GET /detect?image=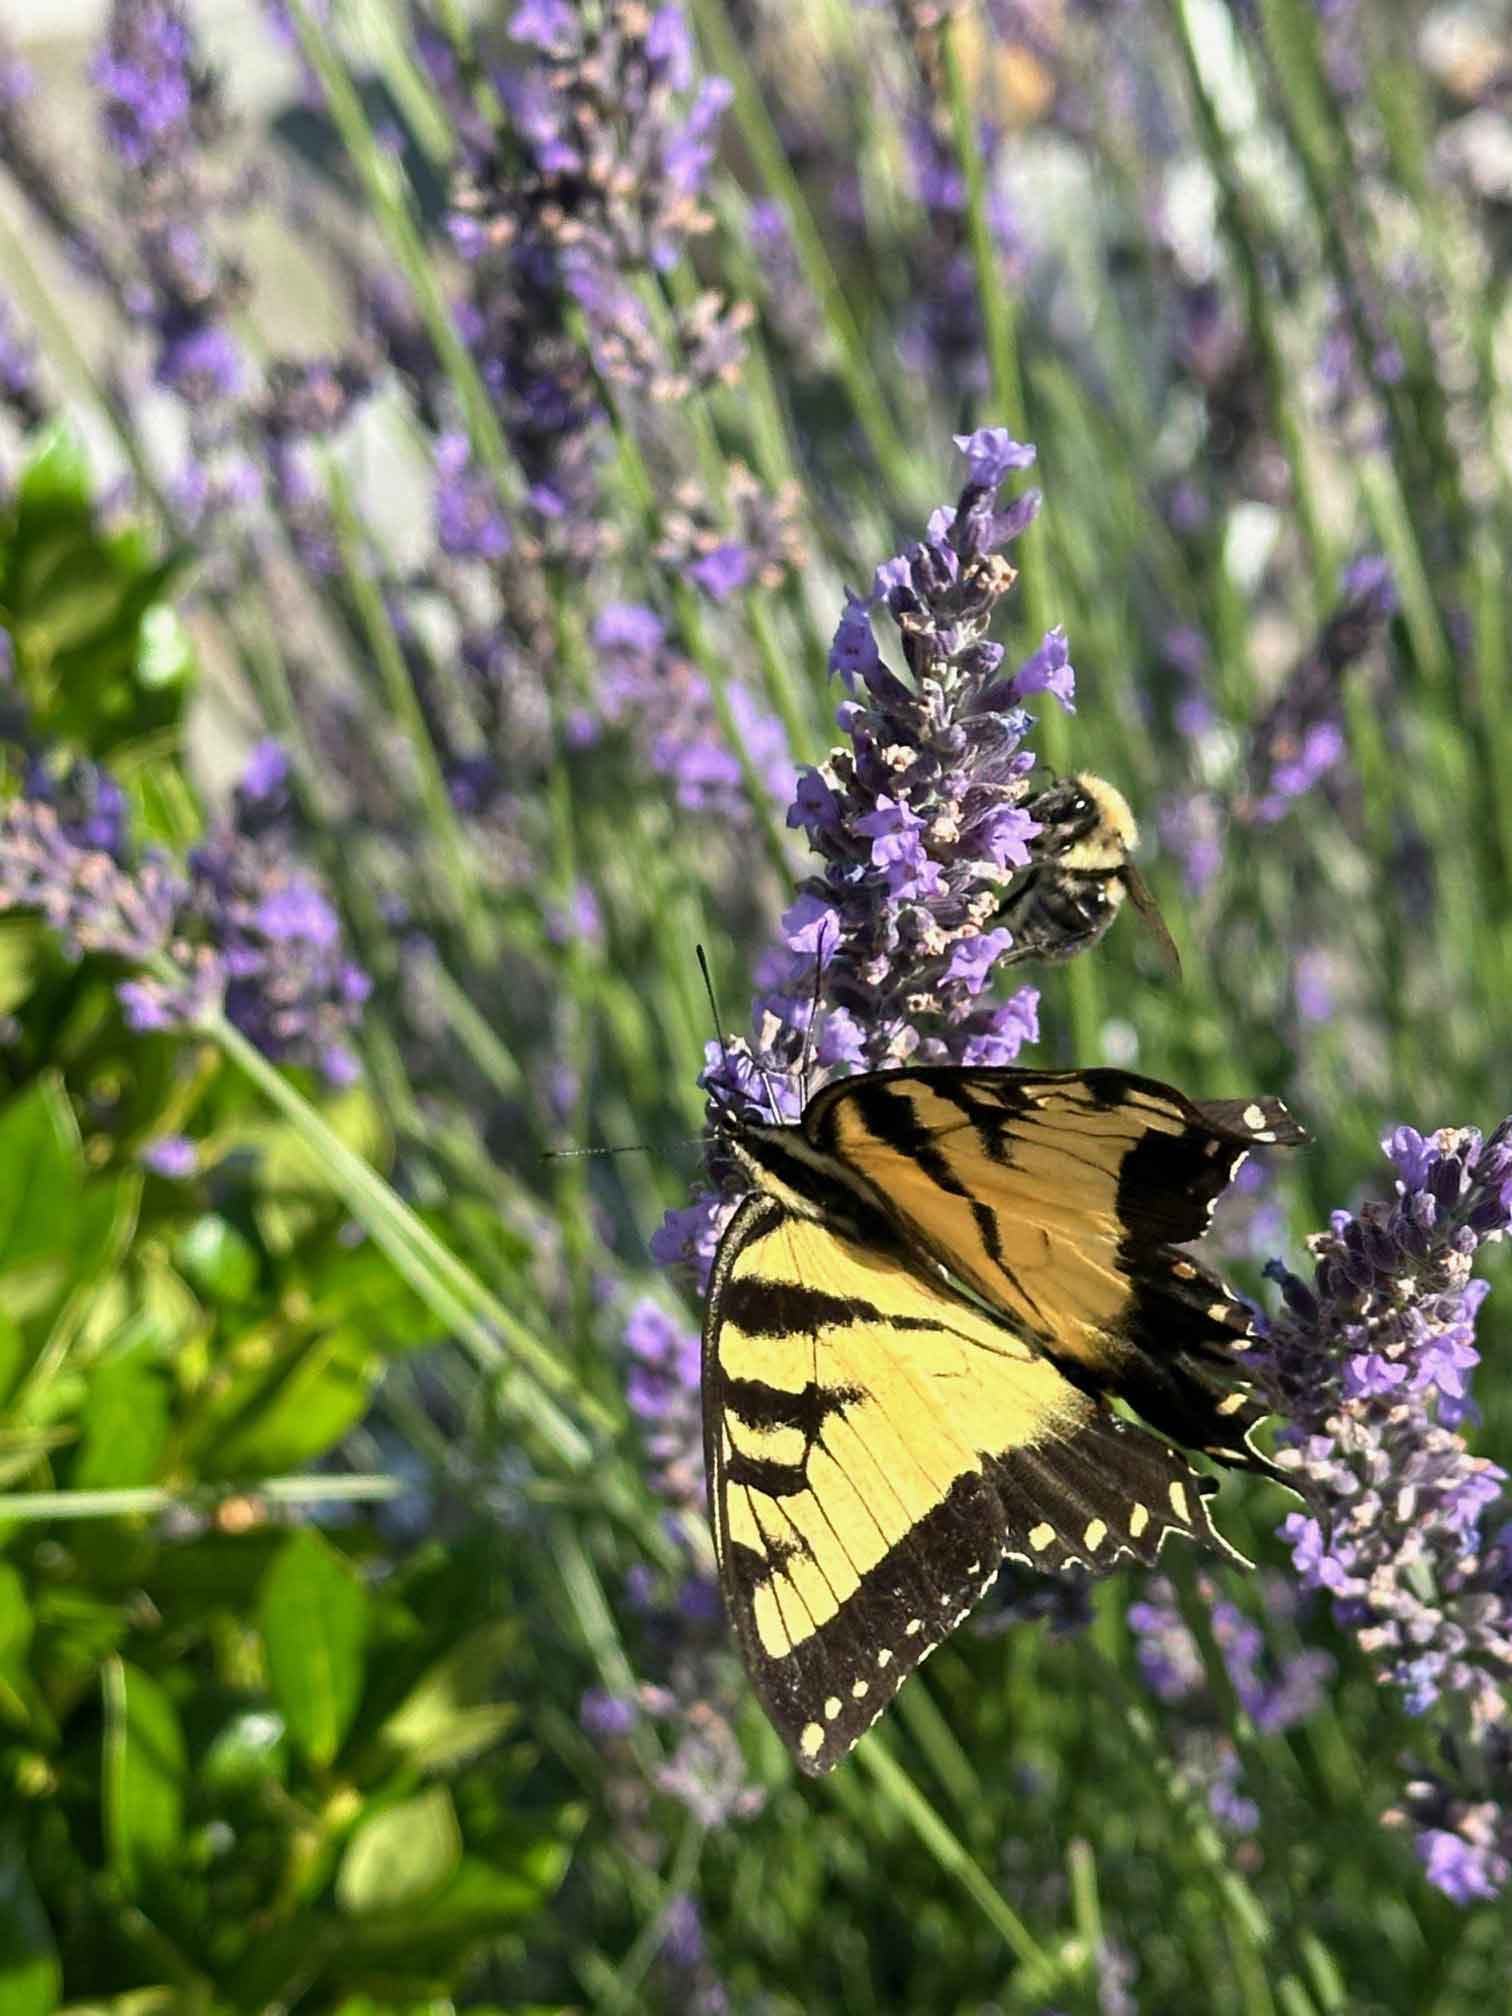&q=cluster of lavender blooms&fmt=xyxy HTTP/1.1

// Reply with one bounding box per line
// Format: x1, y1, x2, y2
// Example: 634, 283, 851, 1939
1127, 1574, 1334, 1836
582, 1299, 762, 1865
653, 463, 805, 605
891, 14, 1029, 395
1238, 555, 1397, 826
1255, 1121, 1512, 1901
432, 0, 739, 562
1154, 557, 1396, 898
91, 0, 254, 526
0, 694, 369, 1083
594, 603, 793, 821
655, 426, 1060, 1281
